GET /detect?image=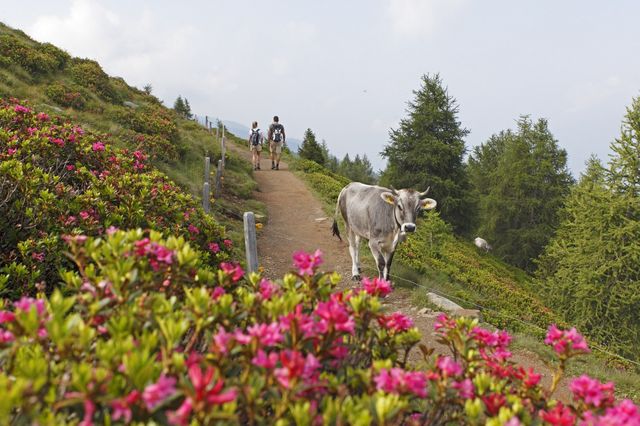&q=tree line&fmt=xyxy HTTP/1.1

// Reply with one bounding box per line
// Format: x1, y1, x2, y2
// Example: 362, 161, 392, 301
303, 73, 640, 358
